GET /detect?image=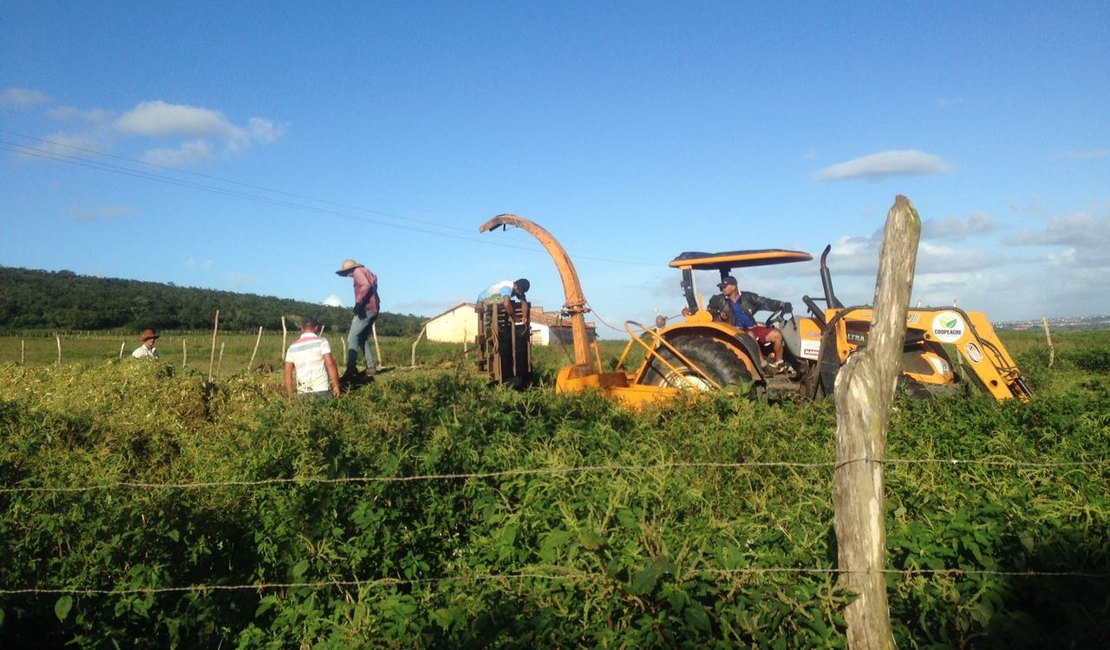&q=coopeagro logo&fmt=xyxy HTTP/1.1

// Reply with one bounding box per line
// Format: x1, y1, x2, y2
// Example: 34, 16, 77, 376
931, 310, 965, 343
